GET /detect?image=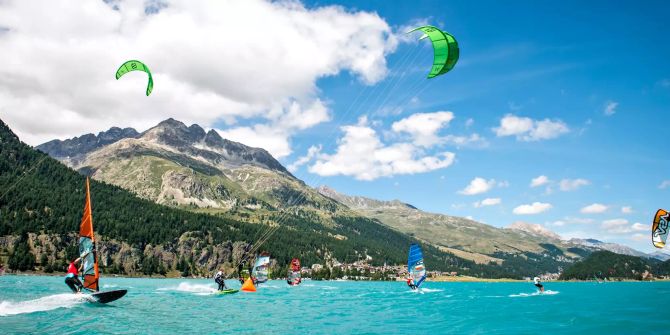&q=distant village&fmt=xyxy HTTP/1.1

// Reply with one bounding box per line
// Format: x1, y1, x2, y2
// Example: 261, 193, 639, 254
302, 259, 470, 281
299, 258, 564, 282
